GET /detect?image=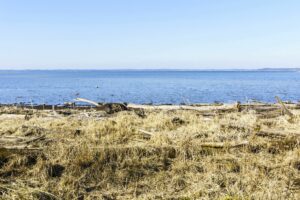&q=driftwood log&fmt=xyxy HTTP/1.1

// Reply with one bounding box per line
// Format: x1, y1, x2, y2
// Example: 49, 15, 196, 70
90, 141, 249, 150
256, 130, 300, 138
0, 135, 45, 152
74, 98, 127, 114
